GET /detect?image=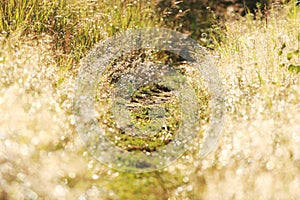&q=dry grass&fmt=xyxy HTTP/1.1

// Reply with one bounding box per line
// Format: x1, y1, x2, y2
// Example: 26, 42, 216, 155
0, 1, 300, 200
199, 4, 300, 199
